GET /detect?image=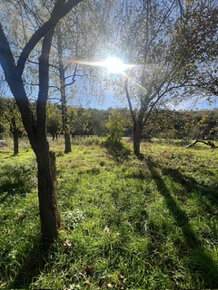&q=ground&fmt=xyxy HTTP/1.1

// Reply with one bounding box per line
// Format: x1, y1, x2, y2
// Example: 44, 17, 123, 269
0, 138, 217, 289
